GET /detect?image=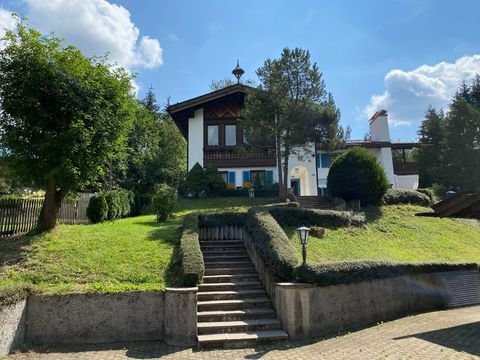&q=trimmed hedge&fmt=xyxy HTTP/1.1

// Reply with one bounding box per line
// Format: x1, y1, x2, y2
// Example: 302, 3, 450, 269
217, 189, 278, 198
269, 207, 365, 229
152, 184, 177, 222
198, 212, 247, 227
262, 202, 300, 208
383, 189, 432, 206
246, 208, 298, 279
416, 188, 436, 203
179, 214, 204, 286
86, 189, 133, 223
86, 194, 108, 223
296, 261, 478, 286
